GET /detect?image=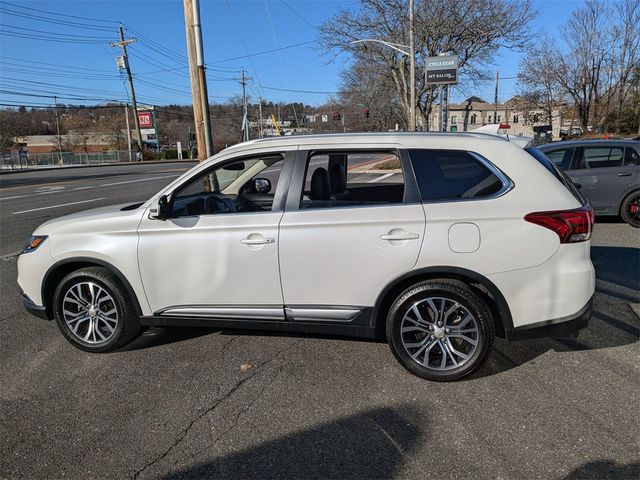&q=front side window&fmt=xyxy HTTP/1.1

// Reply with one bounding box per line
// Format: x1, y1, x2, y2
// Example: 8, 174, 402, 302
171, 154, 284, 216
408, 149, 506, 202
579, 147, 624, 169
300, 151, 405, 209
625, 147, 640, 166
